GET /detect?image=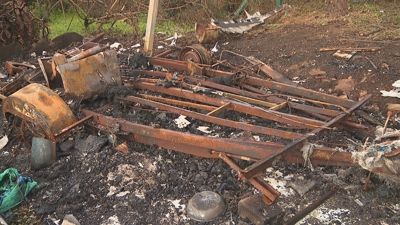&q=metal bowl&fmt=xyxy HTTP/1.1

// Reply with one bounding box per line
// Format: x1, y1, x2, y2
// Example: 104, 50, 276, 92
186, 191, 226, 221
